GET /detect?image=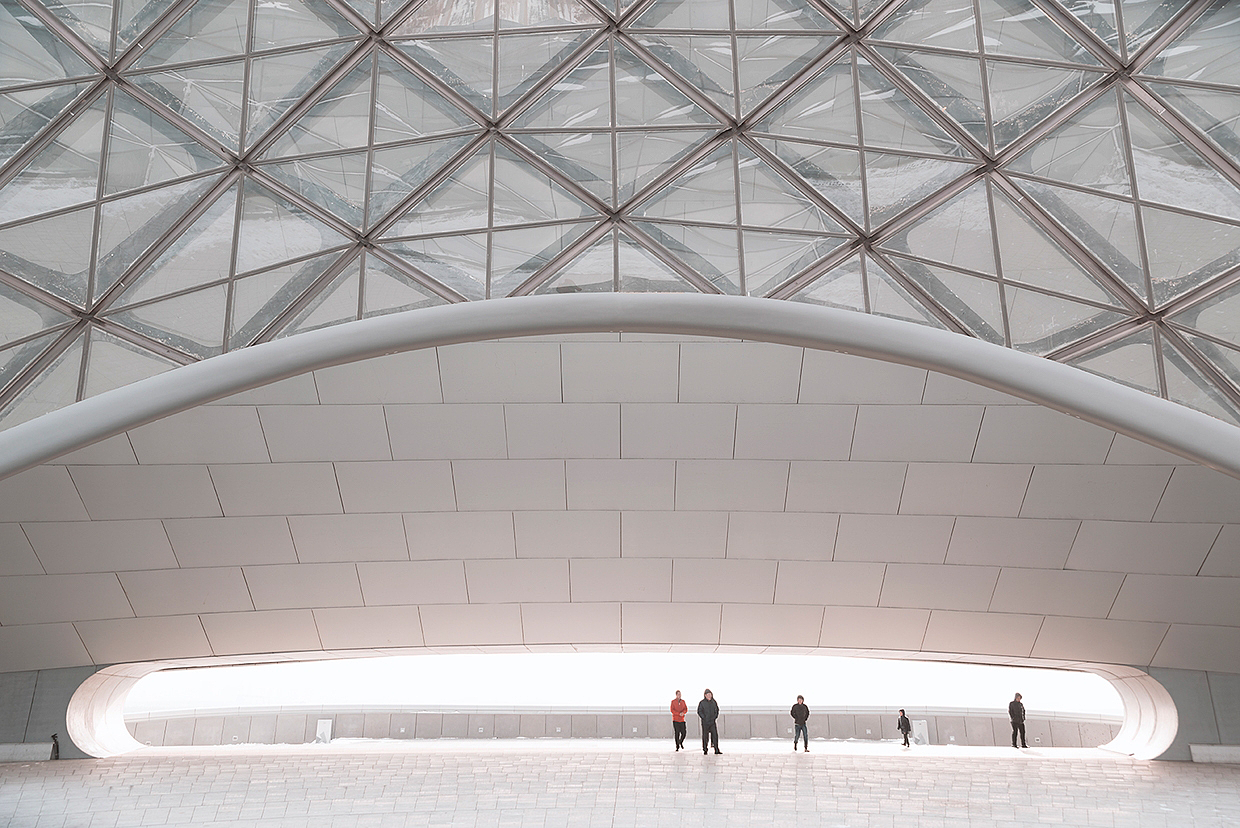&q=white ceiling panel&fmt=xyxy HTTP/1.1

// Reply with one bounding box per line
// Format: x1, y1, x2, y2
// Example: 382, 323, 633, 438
1200, 525, 1240, 576
356, 560, 467, 605
989, 569, 1123, 618
800, 351, 927, 403
1104, 434, 1187, 465
163, 517, 297, 567
404, 512, 515, 560
773, 561, 885, 606
561, 342, 680, 403
675, 460, 790, 511
621, 512, 728, 558
1109, 575, 1240, 627
23, 520, 177, 574
0, 524, 42, 575
566, 459, 674, 510
621, 603, 721, 645
288, 513, 409, 562
49, 434, 137, 465
0, 467, 88, 522
1020, 466, 1174, 521
454, 459, 566, 511
0, 573, 133, 624
1153, 466, 1240, 523
209, 463, 342, 516
418, 603, 524, 646
720, 604, 824, 647
621, 404, 736, 459
242, 562, 364, 610
734, 405, 854, 461
0, 623, 93, 672
385, 404, 507, 460
505, 404, 619, 459
118, 567, 254, 616
437, 342, 562, 403
464, 559, 569, 603
1067, 521, 1219, 576
514, 511, 619, 558
972, 407, 1115, 464
127, 407, 269, 465
945, 517, 1078, 569
851, 405, 983, 462
74, 615, 214, 664
200, 609, 323, 656
671, 559, 778, 603
899, 463, 1033, 517
879, 564, 1000, 612
1031, 616, 1168, 665
1152, 624, 1240, 674
521, 603, 621, 644
818, 606, 931, 650
71, 465, 223, 520
258, 406, 392, 462
922, 610, 1042, 658
726, 512, 836, 561
678, 342, 801, 403
785, 461, 905, 514
313, 606, 425, 649
835, 515, 954, 563
336, 460, 456, 513
313, 350, 442, 404
210, 374, 319, 405
569, 558, 672, 602
922, 373, 1030, 405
